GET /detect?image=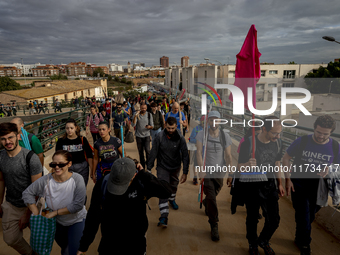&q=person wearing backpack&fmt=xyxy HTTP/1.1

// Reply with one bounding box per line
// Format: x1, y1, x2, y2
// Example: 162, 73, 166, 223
86, 105, 104, 144
93, 122, 123, 183
56, 119, 93, 187
196, 111, 232, 242
132, 103, 154, 170
77, 157, 172, 255
147, 117, 189, 228
28, 100, 34, 115
0, 122, 43, 255
237, 116, 284, 255
150, 102, 164, 141
164, 102, 187, 133
11, 117, 45, 167
111, 103, 129, 139
282, 115, 340, 255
